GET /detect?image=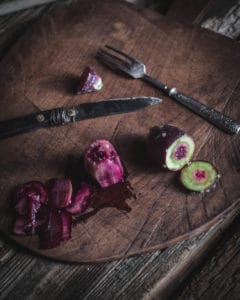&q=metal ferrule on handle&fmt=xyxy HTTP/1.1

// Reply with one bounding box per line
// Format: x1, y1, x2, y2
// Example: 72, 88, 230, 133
143, 74, 240, 135
0, 107, 76, 139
